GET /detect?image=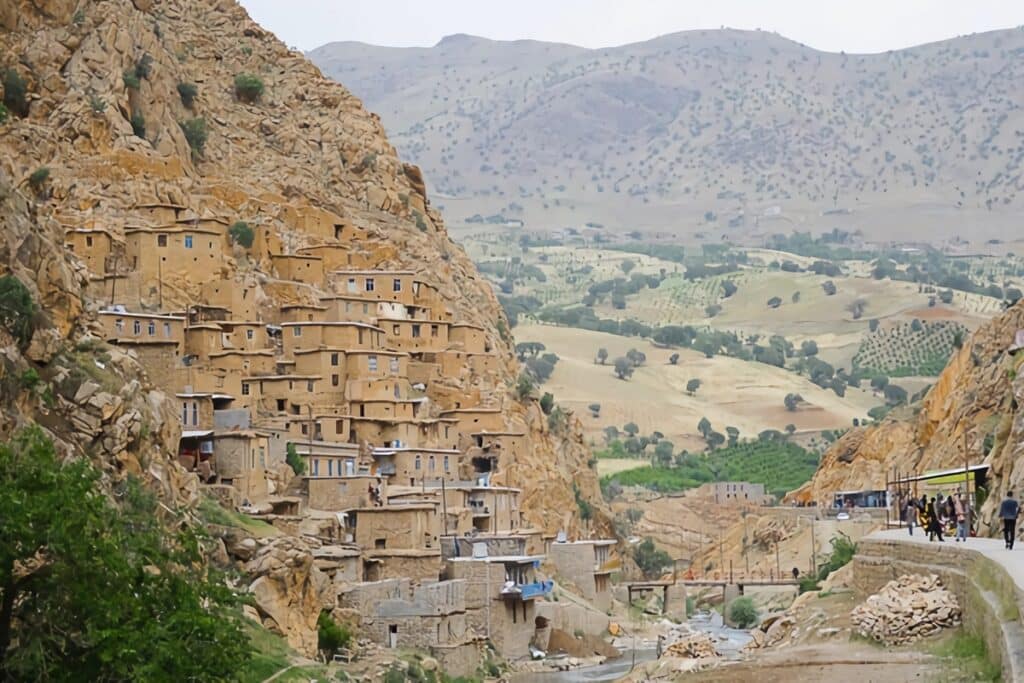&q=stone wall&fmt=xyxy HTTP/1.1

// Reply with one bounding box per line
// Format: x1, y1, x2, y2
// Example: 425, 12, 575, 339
853, 537, 1024, 679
